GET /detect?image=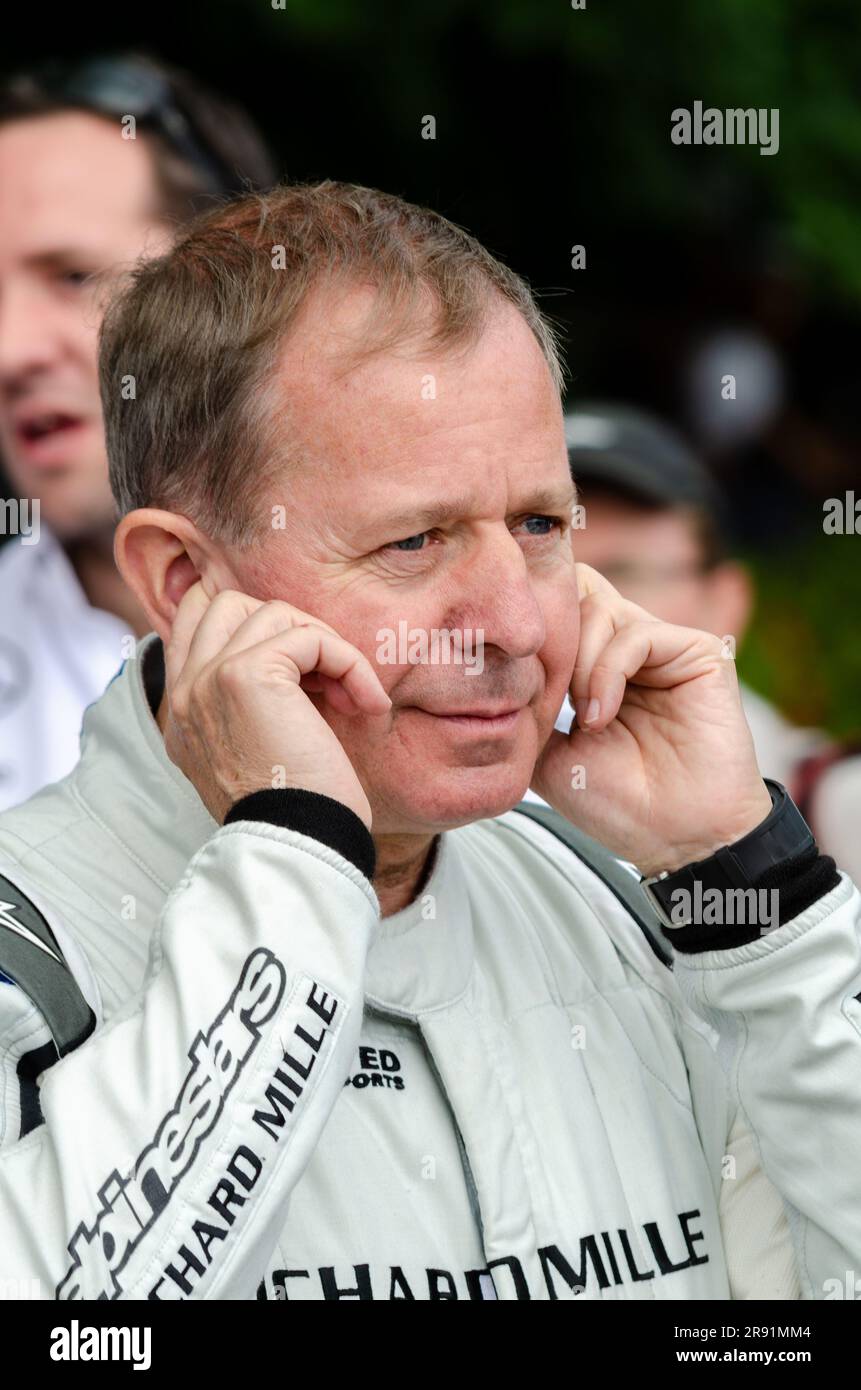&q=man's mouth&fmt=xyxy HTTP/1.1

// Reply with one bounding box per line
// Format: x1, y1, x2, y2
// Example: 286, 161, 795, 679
406, 705, 526, 735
